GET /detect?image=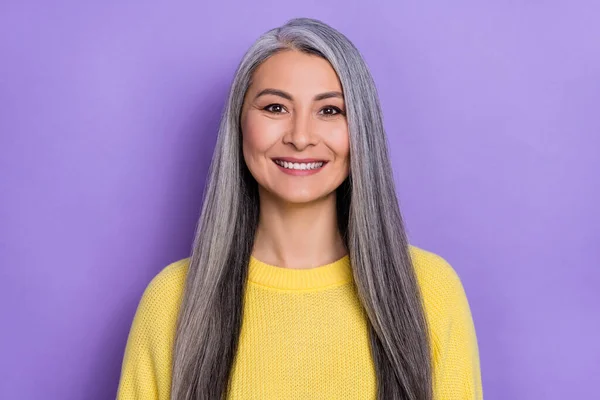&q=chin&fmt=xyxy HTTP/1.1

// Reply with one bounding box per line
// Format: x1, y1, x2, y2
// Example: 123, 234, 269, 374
269, 188, 334, 205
